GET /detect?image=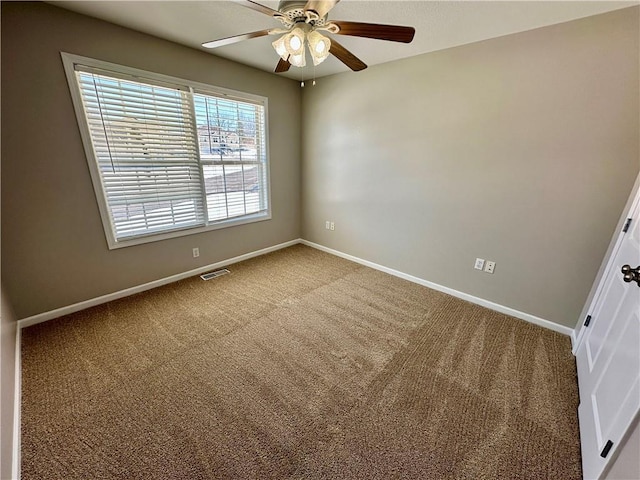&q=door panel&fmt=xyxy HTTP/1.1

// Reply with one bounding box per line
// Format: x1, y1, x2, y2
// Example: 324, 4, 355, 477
590, 309, 639, 443
586, 280, 625, 369
576, 193, 640, 480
